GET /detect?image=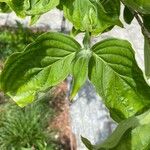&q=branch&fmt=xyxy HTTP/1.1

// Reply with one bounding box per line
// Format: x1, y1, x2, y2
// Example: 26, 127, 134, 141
134, 12, 150, 40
